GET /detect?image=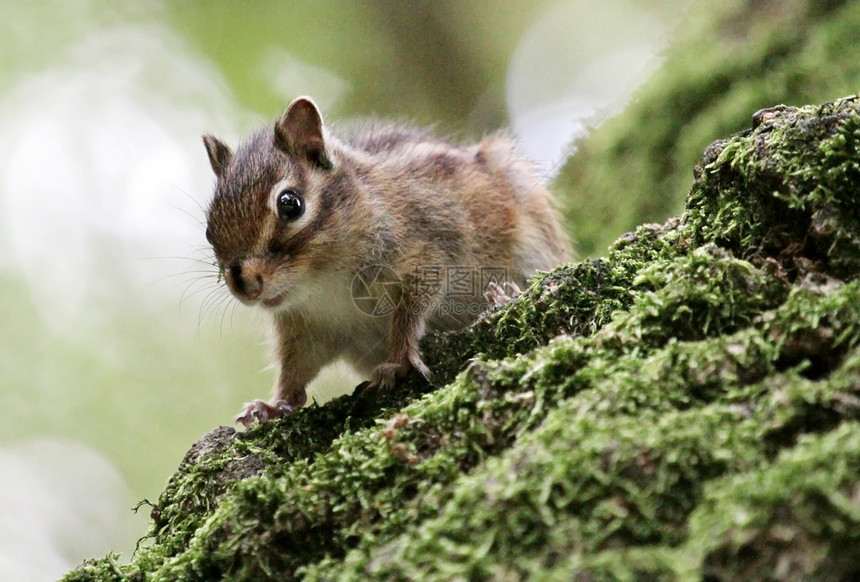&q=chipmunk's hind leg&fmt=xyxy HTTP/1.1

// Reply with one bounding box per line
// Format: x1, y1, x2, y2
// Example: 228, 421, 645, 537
484, 281, 522, 307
